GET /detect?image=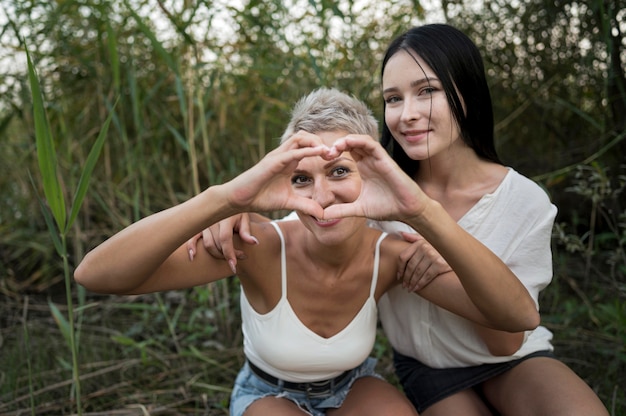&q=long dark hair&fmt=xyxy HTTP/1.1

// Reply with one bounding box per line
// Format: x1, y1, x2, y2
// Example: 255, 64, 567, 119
380, 24, 501, 177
